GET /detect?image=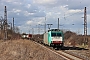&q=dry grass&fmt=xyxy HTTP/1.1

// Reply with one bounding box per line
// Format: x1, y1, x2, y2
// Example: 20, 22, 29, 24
0, 39, 64, 60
